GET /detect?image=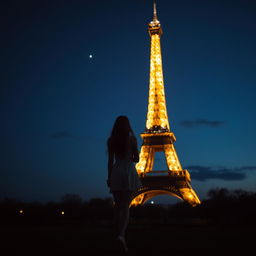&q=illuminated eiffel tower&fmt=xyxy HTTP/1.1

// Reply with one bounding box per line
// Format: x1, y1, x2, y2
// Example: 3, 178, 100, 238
131, 1, 200, 206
